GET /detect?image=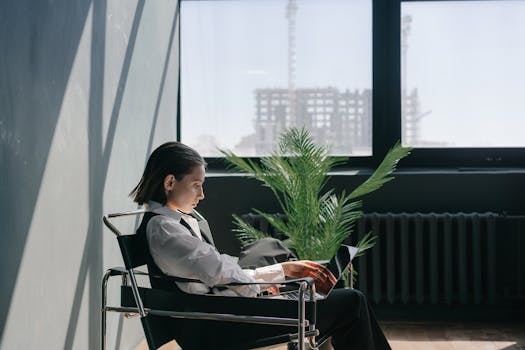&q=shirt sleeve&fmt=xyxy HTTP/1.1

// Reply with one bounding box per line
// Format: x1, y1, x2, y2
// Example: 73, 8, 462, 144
147, 215, 260, 297
243, 264, 285, 283
243, 264, 286, 292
